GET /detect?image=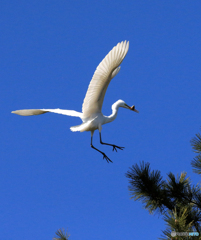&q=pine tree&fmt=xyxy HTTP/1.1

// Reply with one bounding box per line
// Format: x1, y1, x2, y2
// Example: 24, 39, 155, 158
53, 228, 70, 240
126, 130, 201, 239
191, 130, 201, 175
